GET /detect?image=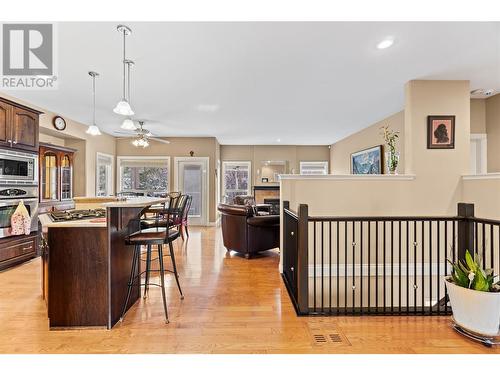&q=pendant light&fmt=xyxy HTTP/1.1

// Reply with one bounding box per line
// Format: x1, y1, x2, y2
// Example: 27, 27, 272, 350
113, 24, 134, 116
87, 71, 102, 136
121, 59, 136, 130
